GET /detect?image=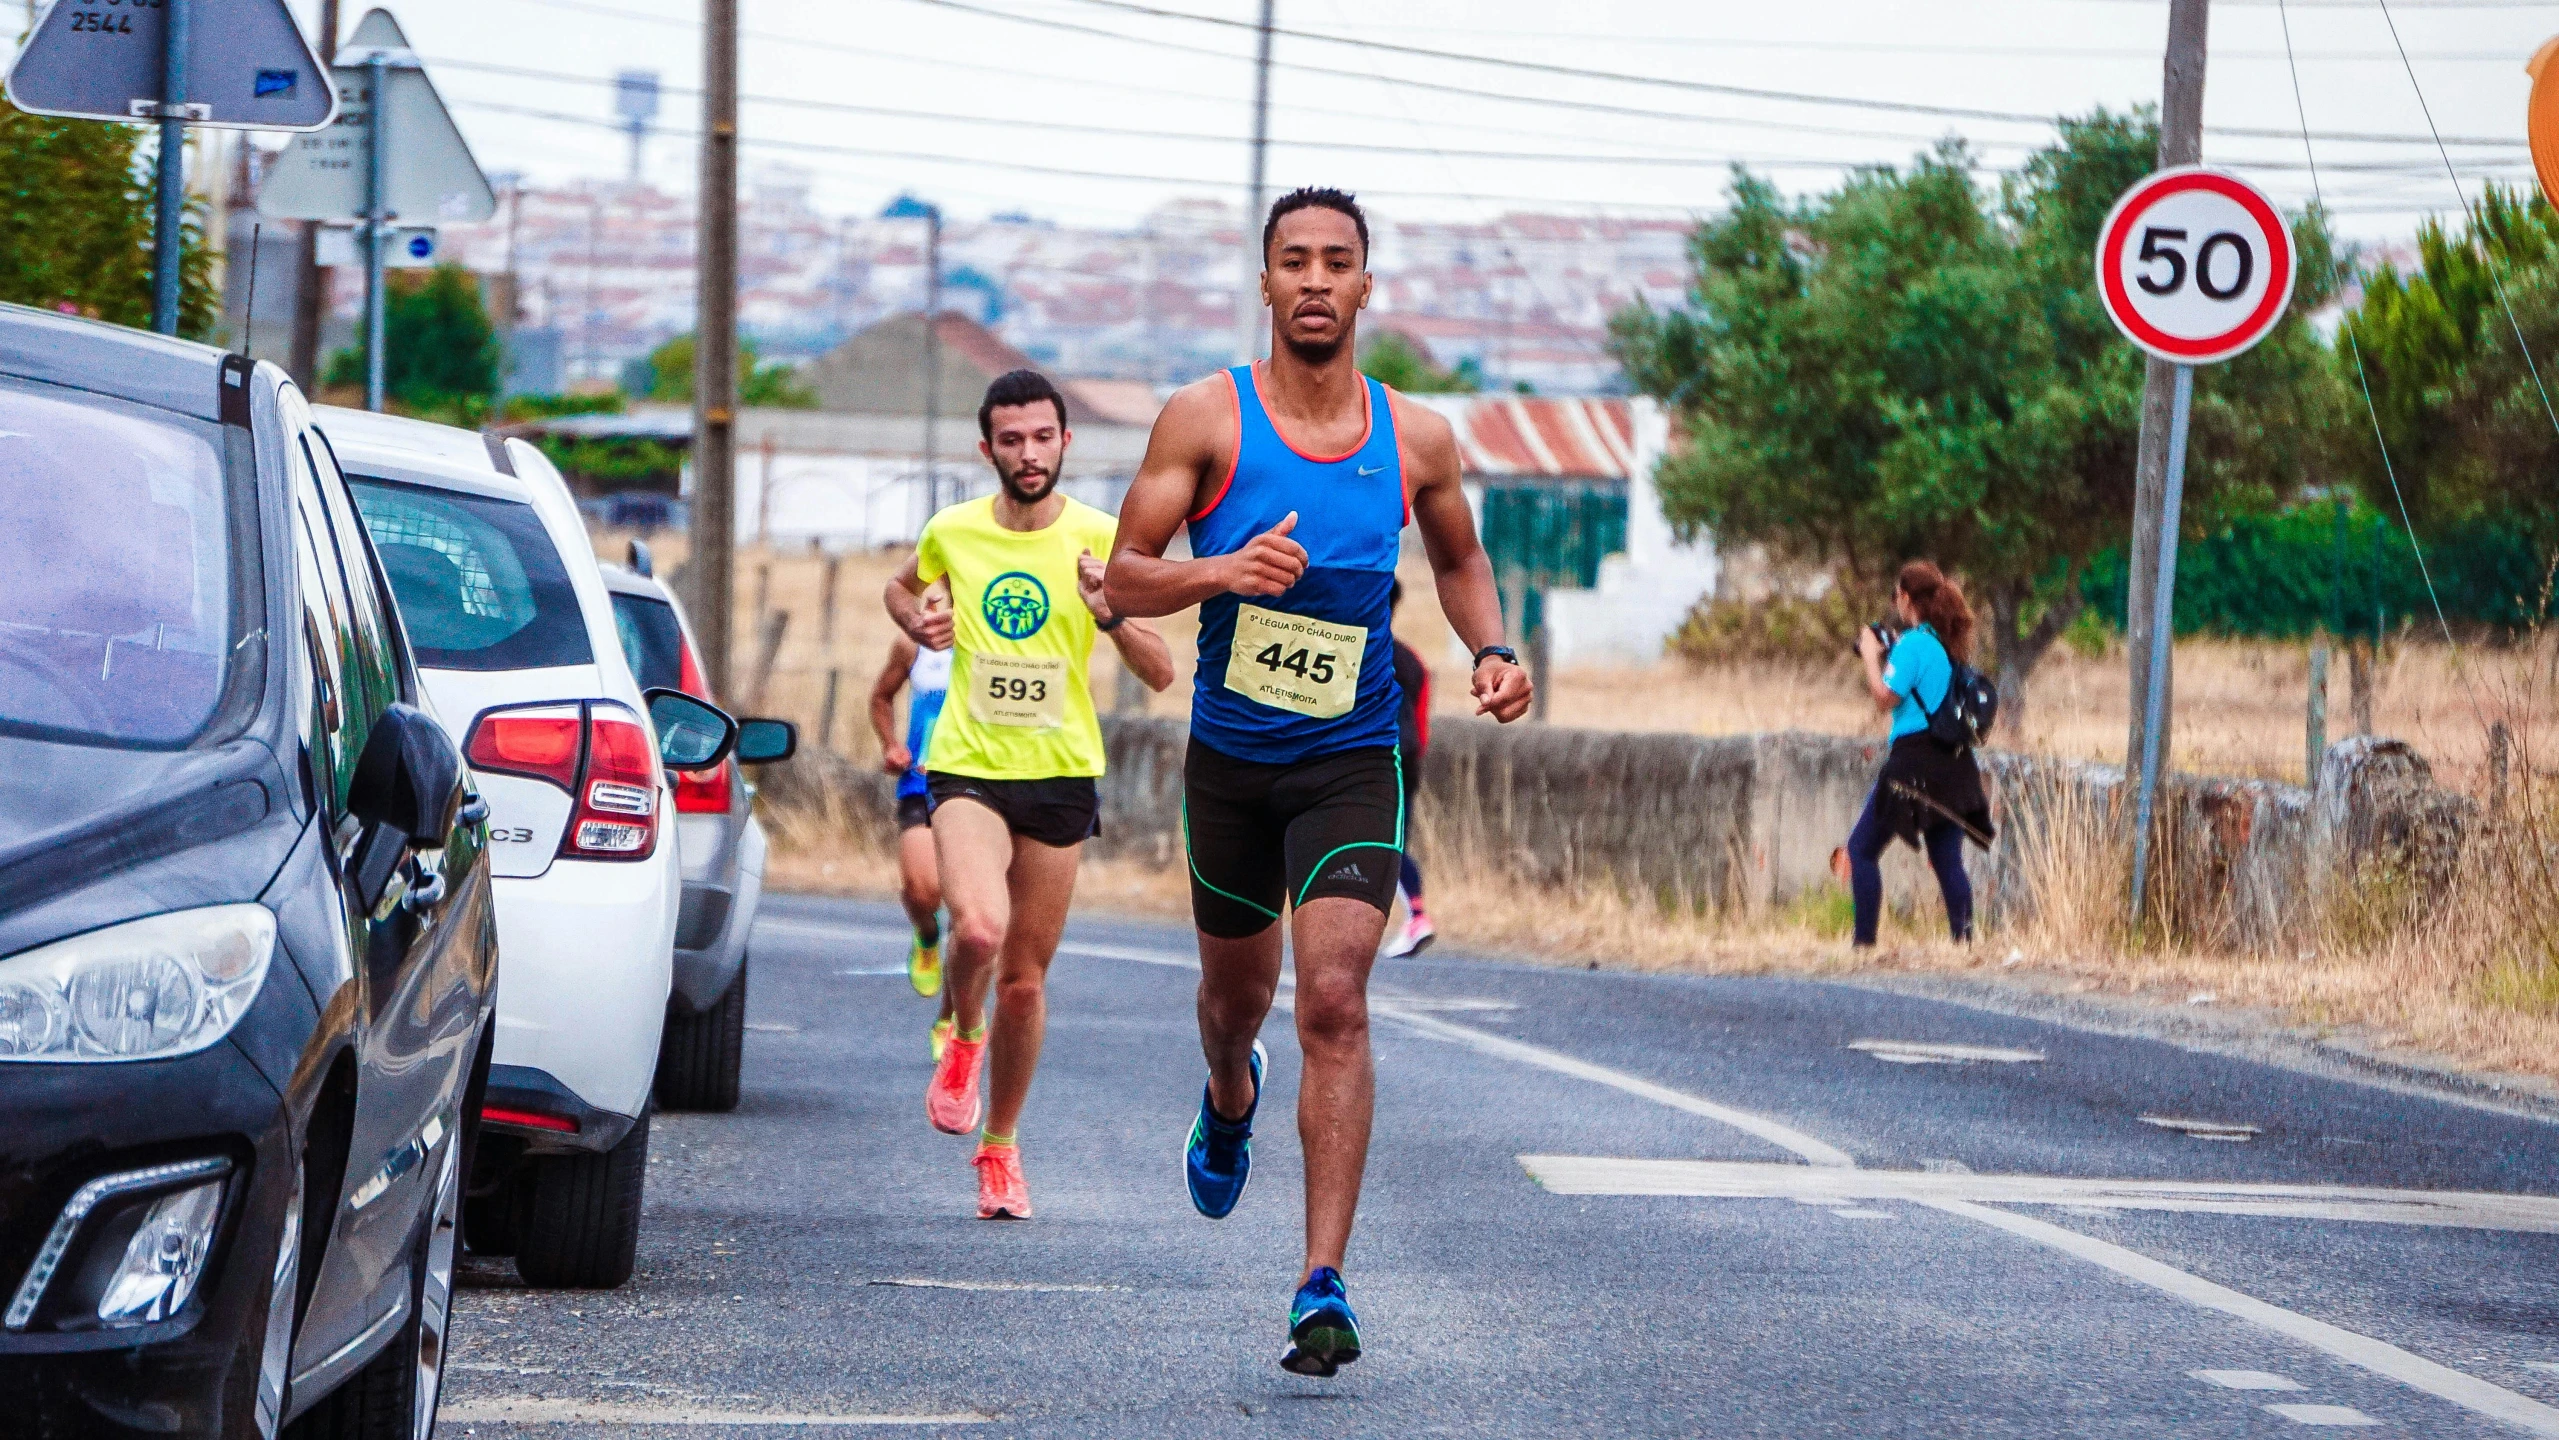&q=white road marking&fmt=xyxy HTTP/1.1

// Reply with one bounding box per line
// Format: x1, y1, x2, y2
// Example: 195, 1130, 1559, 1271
2265, 1403, 2384, 1426
866, 1278, 1127, 1293
2143, 1115, 2263, 1142
1829, 1208, 1896, 1220
2194, 1370, 2308, 1391
2528, 1363, 2559, 1375
745, 1022, 800, 1033
774, 912, 2559, 1436
441, 1398, 986, 1426
1516, 1158, 2559, 1235
834, 967, 911, 977
1848, 1040, 2045, 1065
760, 919, 919, 947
